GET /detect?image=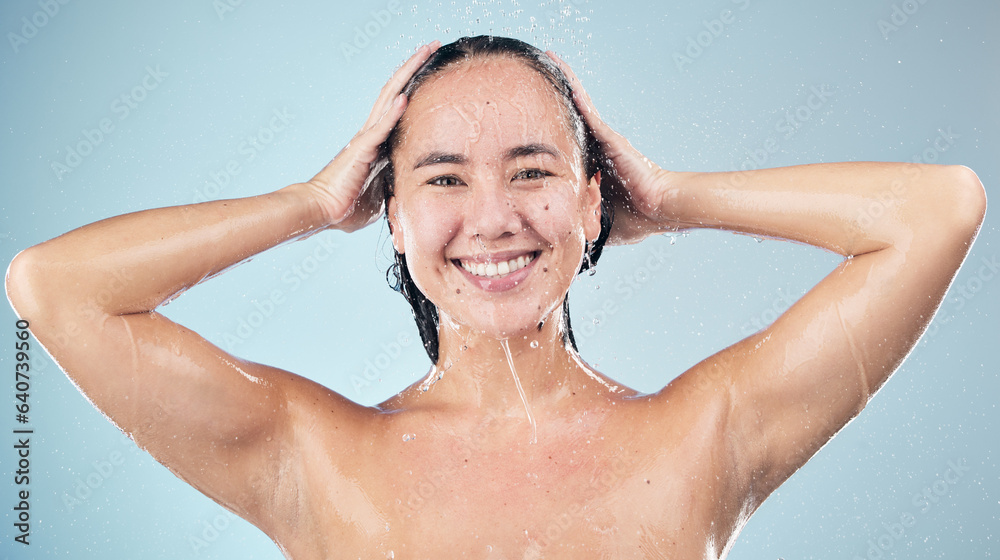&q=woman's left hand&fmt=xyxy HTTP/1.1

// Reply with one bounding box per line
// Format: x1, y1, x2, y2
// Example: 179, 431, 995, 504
546, 51, 685, 244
